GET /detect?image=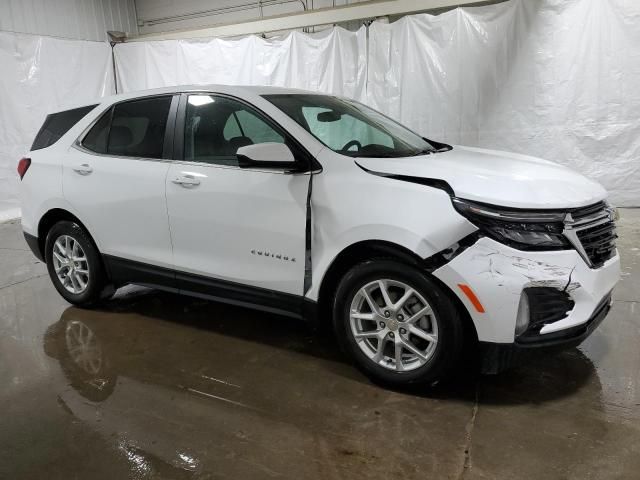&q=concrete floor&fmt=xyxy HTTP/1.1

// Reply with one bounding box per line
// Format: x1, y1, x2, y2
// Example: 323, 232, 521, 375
0, 211, 638, 480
